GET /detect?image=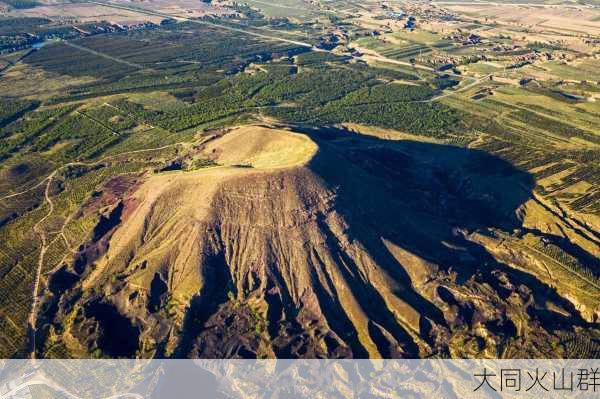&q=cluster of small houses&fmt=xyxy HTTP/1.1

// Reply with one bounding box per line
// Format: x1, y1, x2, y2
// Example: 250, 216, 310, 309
383, 11, 418, 30
428, 46, 570, 72
380, 1, 457, 25
444, 31, 481, 45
